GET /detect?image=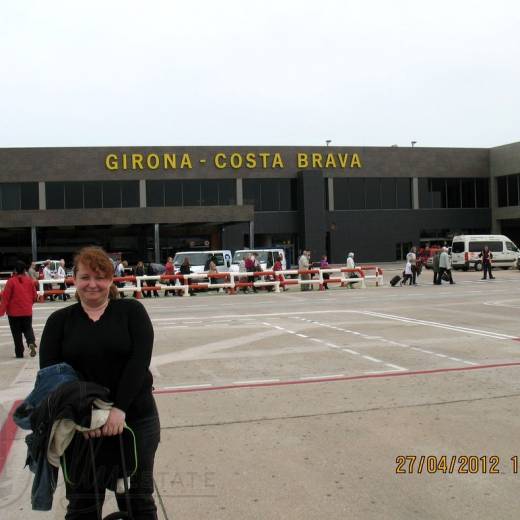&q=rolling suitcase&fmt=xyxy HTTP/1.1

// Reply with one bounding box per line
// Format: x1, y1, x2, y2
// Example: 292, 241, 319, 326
390, 275, 401, 287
